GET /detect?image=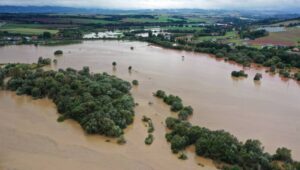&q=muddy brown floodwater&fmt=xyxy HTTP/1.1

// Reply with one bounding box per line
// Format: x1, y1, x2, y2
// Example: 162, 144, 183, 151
0, 40, 300, 170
